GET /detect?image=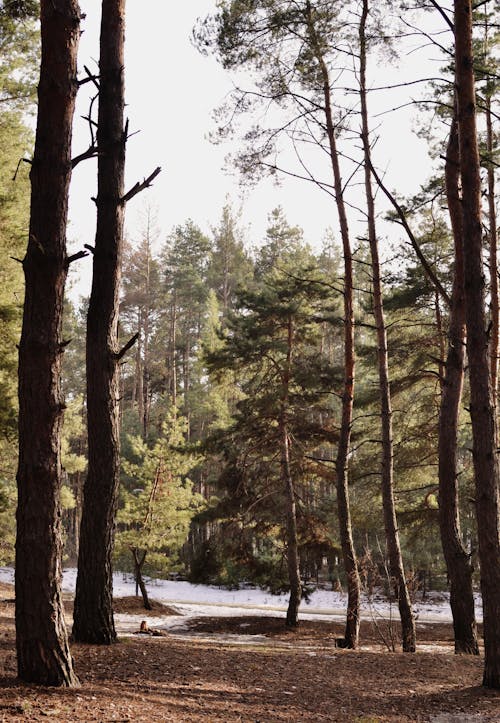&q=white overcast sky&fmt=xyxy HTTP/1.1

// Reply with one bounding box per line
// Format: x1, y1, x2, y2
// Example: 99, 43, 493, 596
67, 1, 448, 299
